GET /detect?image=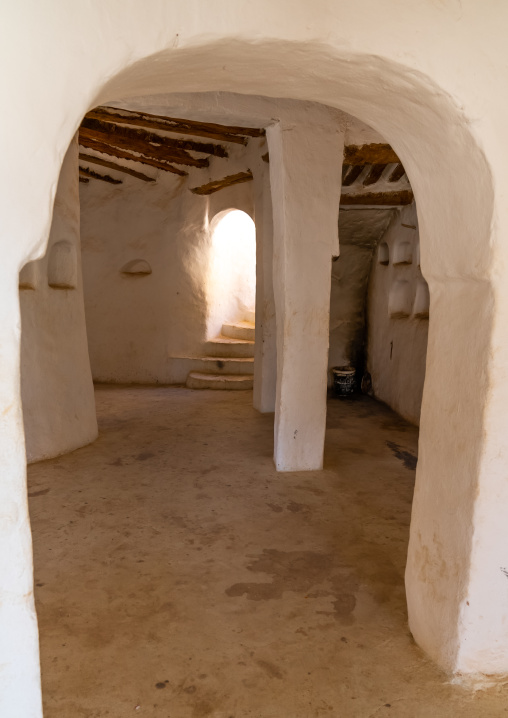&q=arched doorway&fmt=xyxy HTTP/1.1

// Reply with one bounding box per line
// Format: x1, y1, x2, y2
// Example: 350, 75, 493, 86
1, 9, 504, 715
206, 208, 256, 341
